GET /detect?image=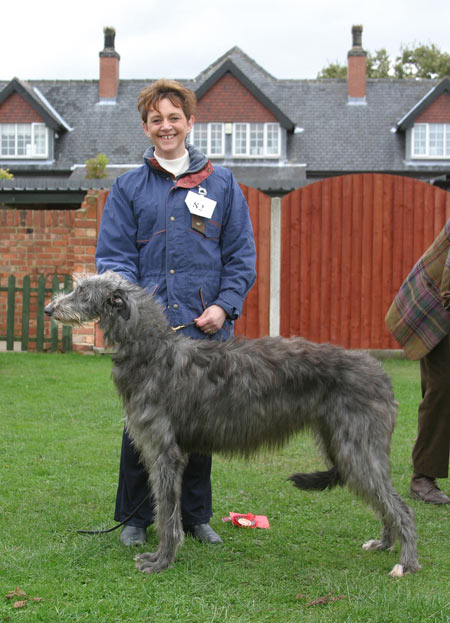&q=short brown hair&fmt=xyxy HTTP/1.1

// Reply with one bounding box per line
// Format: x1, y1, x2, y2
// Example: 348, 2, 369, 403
138, 79, 197, 123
